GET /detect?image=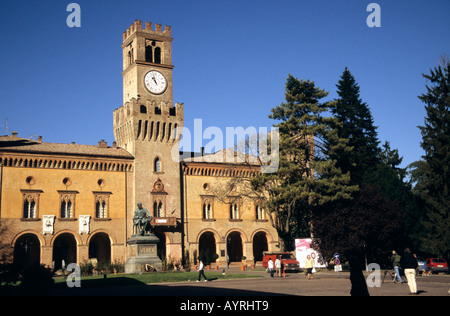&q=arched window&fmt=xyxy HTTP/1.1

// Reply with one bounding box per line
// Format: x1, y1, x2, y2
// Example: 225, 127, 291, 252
203, 203, 212, 219
153, 201, 163, 217
61, 201, 72, 218
94, 193, 111, 219
145, 45, 153, 63
140, 105, 147, 114
23, 200, 36, 219
154, 157, 162, 172
230, 203, 239, 220
256, 205, 265, 220
154, 47, 161, 64
96, 201, 107, 218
